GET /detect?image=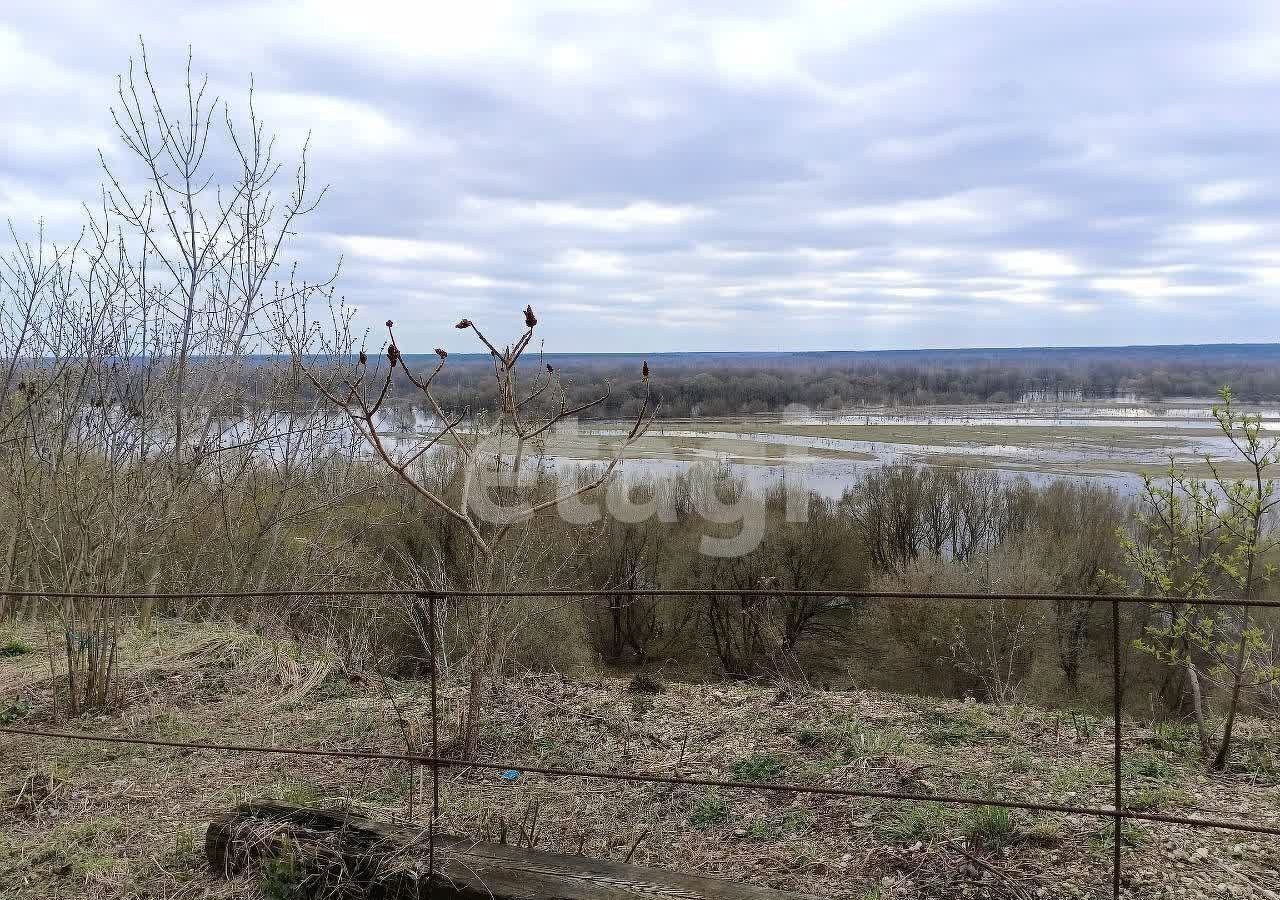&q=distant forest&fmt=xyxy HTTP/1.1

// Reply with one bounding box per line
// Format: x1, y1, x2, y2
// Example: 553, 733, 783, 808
304, 343, 1280, 419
